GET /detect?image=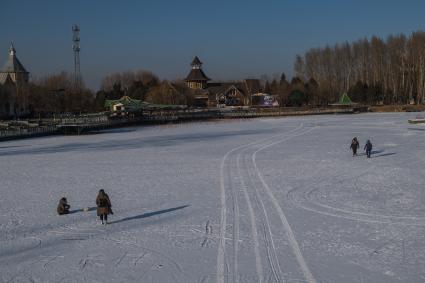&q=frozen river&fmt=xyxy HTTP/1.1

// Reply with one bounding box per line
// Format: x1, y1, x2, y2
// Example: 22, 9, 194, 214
1, 113, 425, 282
